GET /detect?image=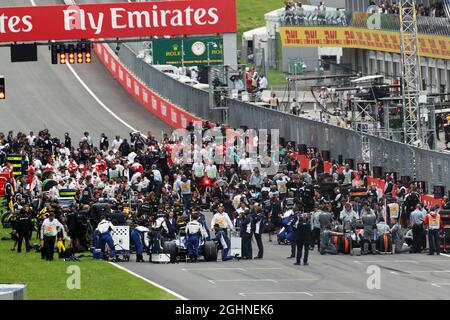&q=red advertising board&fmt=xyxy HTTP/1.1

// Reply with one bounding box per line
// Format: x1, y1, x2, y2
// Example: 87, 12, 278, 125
94, 43, 202, 129
0, 0, 236, 43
